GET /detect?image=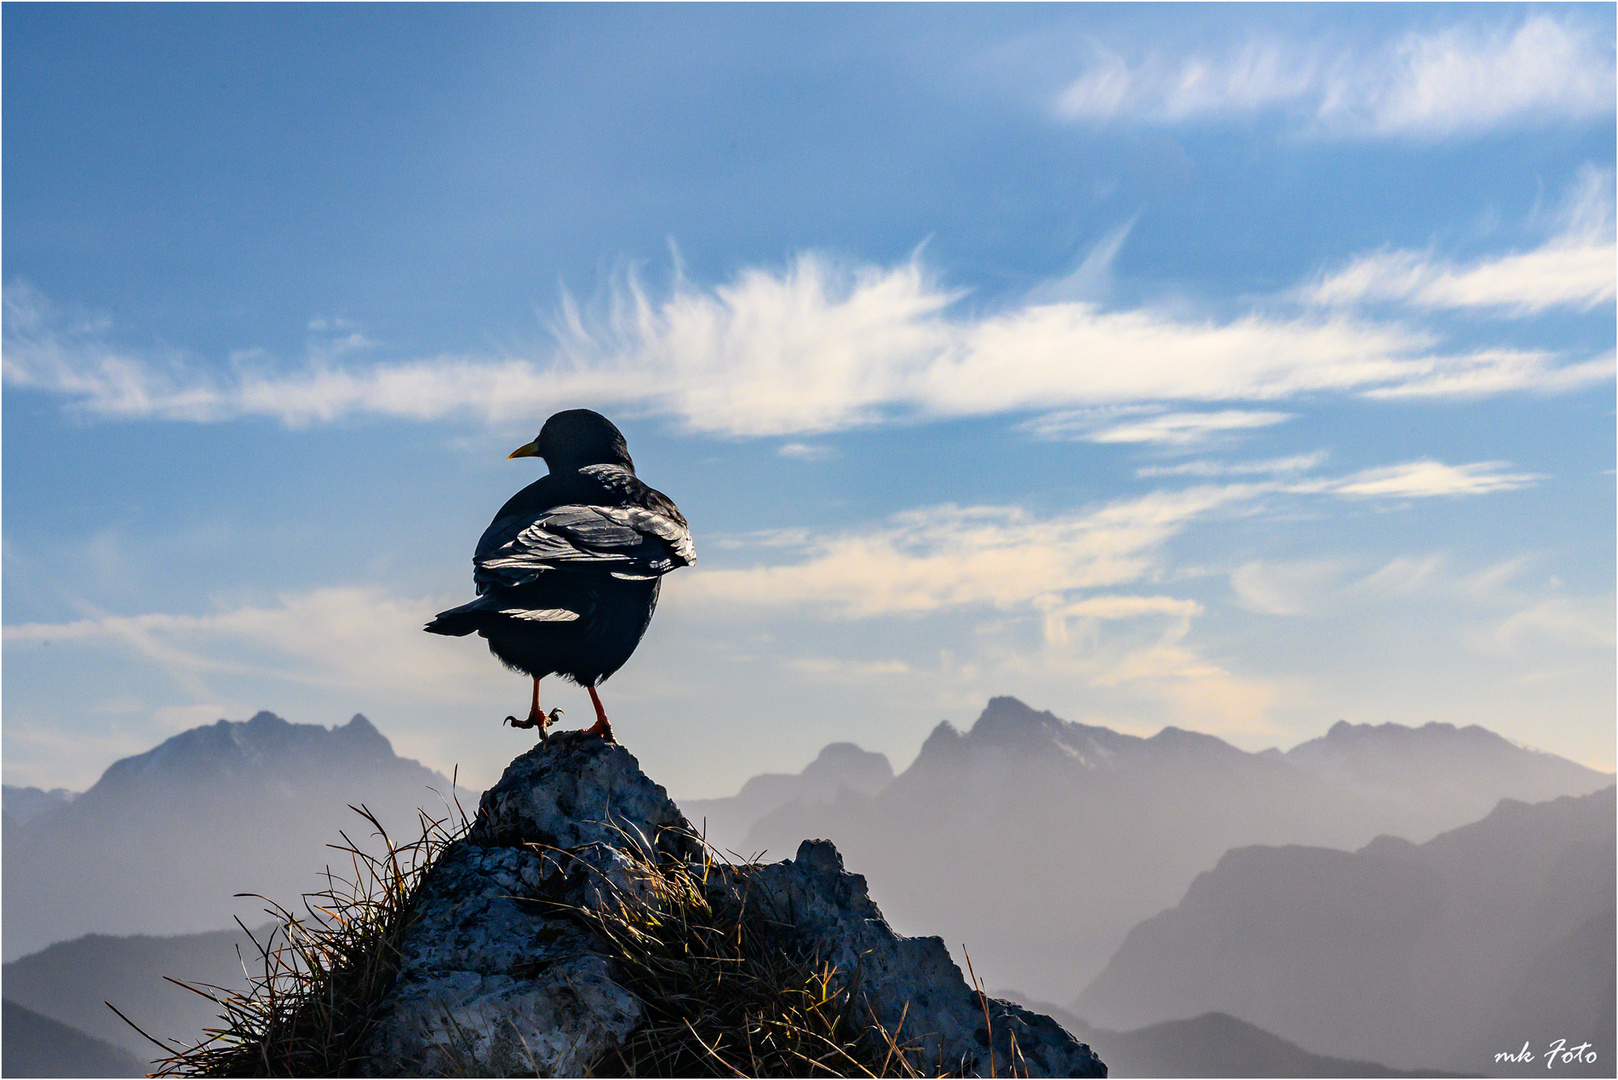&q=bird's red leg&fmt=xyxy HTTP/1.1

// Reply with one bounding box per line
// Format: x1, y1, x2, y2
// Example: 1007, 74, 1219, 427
505, 677, 560, 733
581, 685, 614, 741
